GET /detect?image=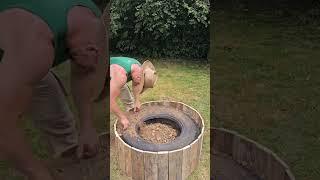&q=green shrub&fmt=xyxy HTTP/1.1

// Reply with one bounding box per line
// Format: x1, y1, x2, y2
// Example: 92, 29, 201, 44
110, 0, 210, 58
